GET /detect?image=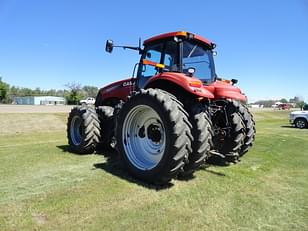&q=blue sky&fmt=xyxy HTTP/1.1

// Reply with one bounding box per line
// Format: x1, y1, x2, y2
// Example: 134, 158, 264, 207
0, 0, 307, 102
